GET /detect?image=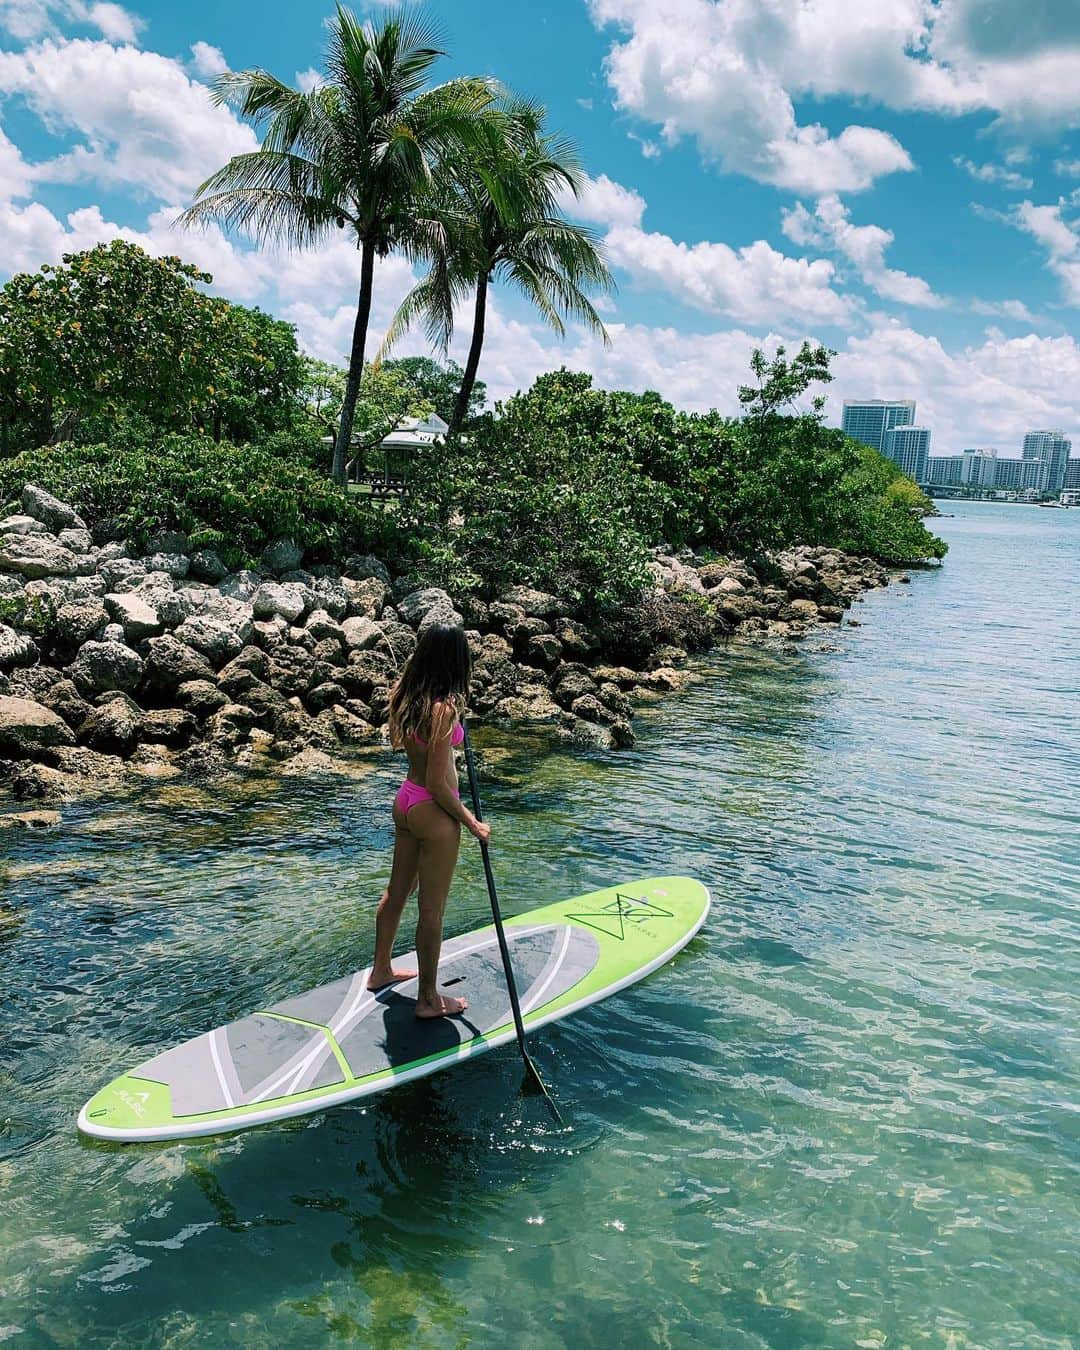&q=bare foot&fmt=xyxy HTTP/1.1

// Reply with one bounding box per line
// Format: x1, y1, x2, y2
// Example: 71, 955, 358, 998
415, 993, 468, 1019
367, 967, 416, 991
